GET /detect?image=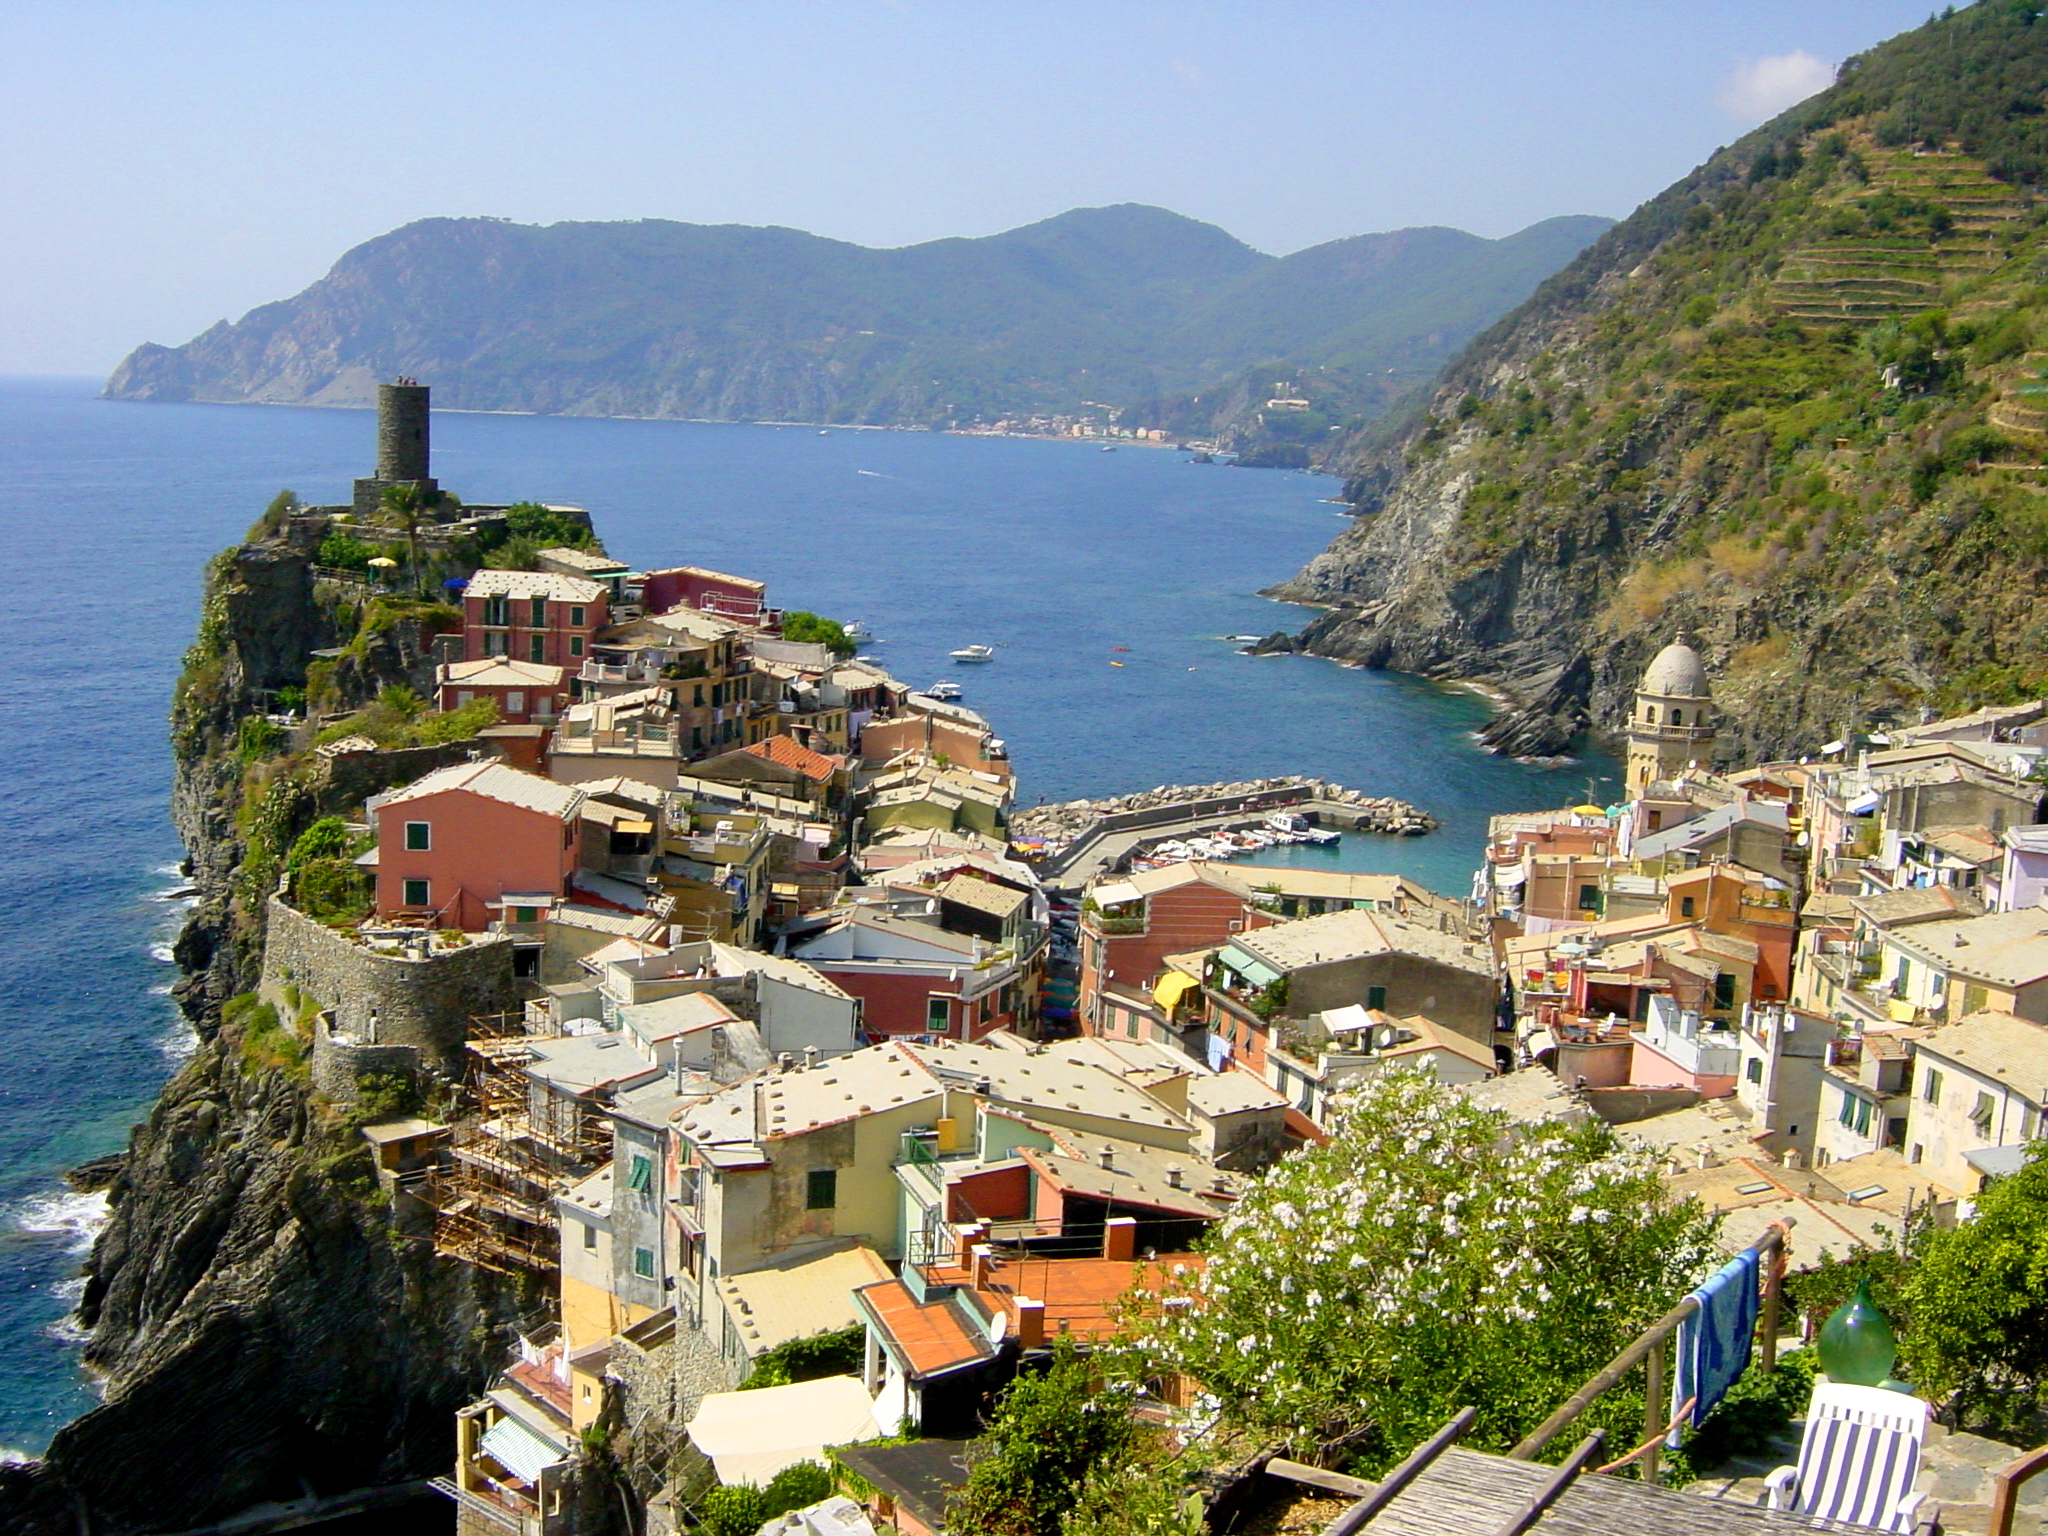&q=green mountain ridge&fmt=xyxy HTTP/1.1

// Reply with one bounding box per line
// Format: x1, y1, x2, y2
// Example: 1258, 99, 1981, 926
102, 205, 1610, 445
1274, 0, 2048, 759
